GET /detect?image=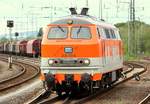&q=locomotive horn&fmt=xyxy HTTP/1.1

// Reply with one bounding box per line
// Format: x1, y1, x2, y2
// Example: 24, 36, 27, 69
69, 8, 77, 15
80, 8, 89, 15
